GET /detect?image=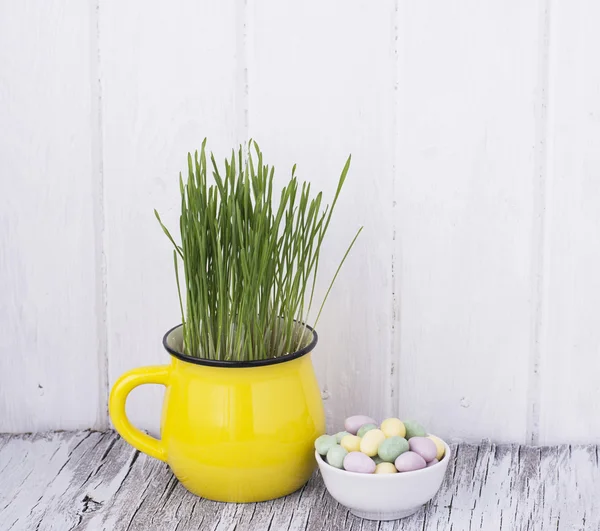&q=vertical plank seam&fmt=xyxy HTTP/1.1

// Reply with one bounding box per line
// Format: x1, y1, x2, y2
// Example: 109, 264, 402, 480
90, 0, 109, 430
236, 0, 250, 144
389, 0, 400, 417
528, 0, 553, 445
